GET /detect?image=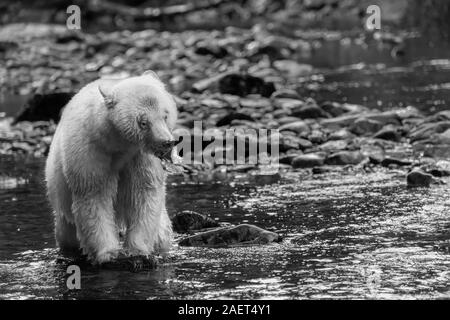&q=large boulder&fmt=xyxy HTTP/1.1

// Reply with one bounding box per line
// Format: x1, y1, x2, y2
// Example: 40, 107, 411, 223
292, 153, 325, 168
